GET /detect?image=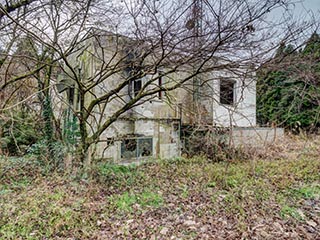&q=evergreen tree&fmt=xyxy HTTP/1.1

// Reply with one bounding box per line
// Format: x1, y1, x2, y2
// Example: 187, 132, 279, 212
257, 33, 320, 132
